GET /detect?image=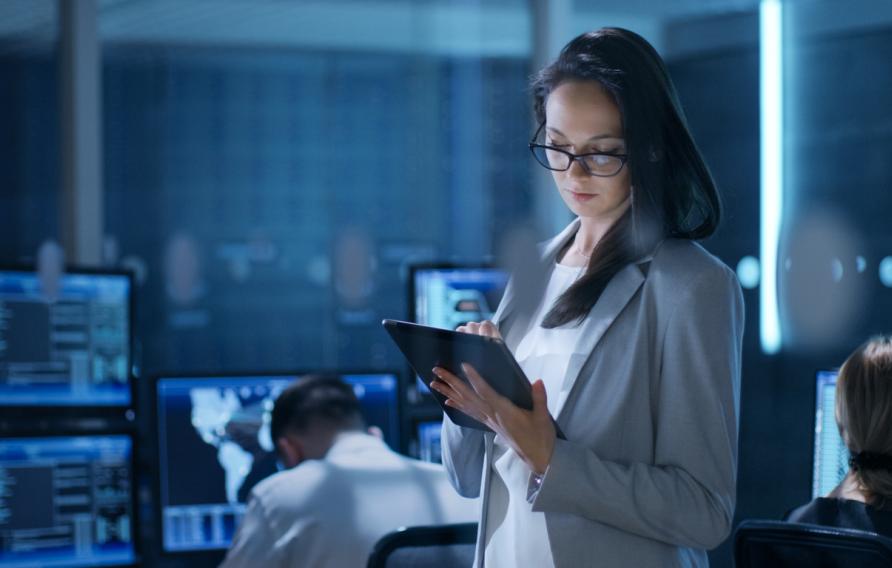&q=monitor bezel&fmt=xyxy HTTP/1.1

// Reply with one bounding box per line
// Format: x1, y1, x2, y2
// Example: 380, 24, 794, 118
0, 428, 141, 568
0, 264, 137, 417
149, 368, 402, 561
